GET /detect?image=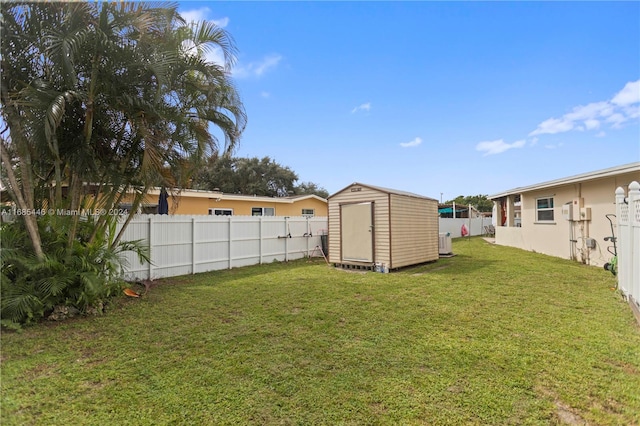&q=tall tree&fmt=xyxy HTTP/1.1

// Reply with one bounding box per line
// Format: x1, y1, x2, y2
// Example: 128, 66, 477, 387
294, 181, 329, 199
0, 2, 246, 258
193, 155, 329, 198
445, 195, 493, 212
